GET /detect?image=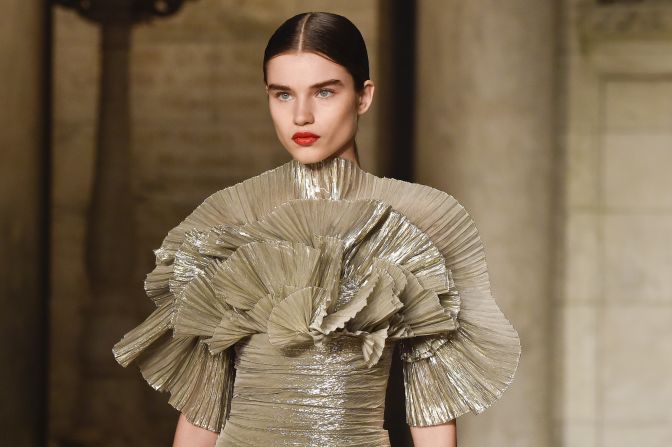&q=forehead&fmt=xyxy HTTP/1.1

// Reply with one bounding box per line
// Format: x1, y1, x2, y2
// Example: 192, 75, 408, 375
266, 51, 352, 87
